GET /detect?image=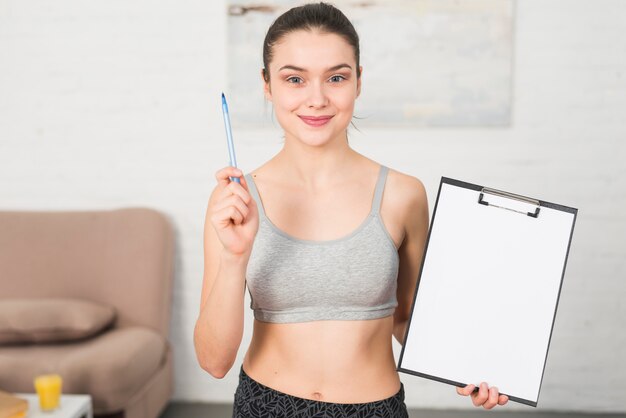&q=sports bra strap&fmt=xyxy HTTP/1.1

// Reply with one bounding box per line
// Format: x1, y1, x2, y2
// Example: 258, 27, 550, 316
370, 165, 389, 216
244, 173, 267, 219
